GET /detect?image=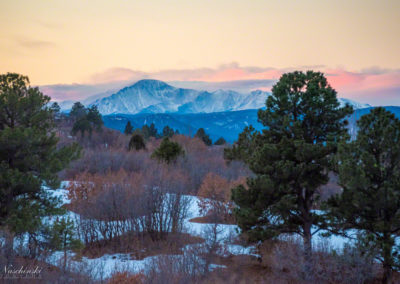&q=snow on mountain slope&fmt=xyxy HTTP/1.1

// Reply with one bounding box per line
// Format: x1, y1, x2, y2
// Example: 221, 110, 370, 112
56, 79, 371, 115
90, 79, 270, 115
235, 90, 269, 110
338, 98, 371, 109
177, 90, 250, 113
91, 80, 199, 115
58, 100, 75, 111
